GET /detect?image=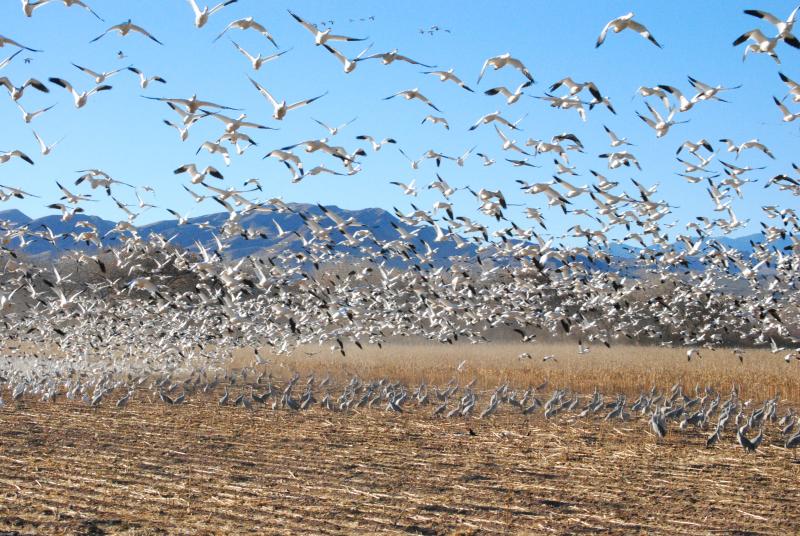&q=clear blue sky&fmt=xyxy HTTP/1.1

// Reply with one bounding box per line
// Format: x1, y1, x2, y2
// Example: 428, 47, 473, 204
1, 1, 799, 240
